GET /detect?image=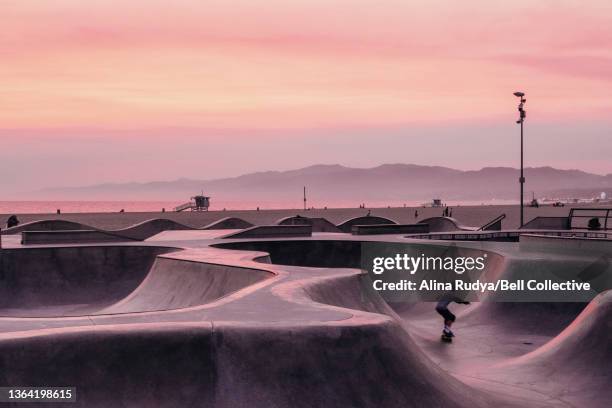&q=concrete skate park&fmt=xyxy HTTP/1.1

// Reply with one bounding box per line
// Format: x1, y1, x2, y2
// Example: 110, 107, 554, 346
0, 210, 610, 407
